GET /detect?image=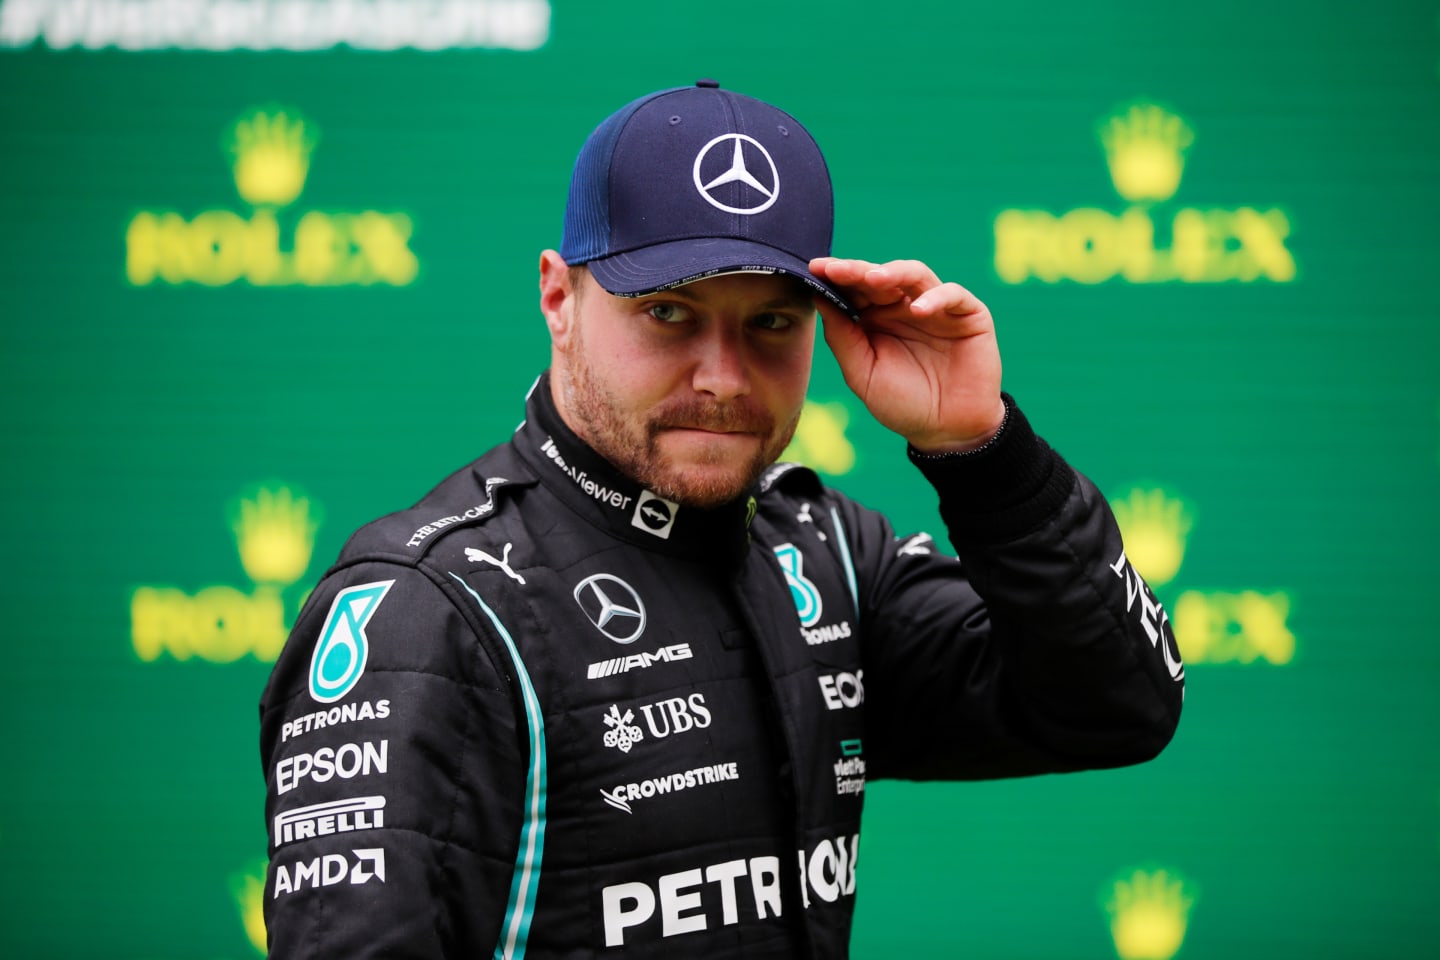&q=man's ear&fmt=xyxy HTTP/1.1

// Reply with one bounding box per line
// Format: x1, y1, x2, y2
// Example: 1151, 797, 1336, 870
538, 249, 576, 349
